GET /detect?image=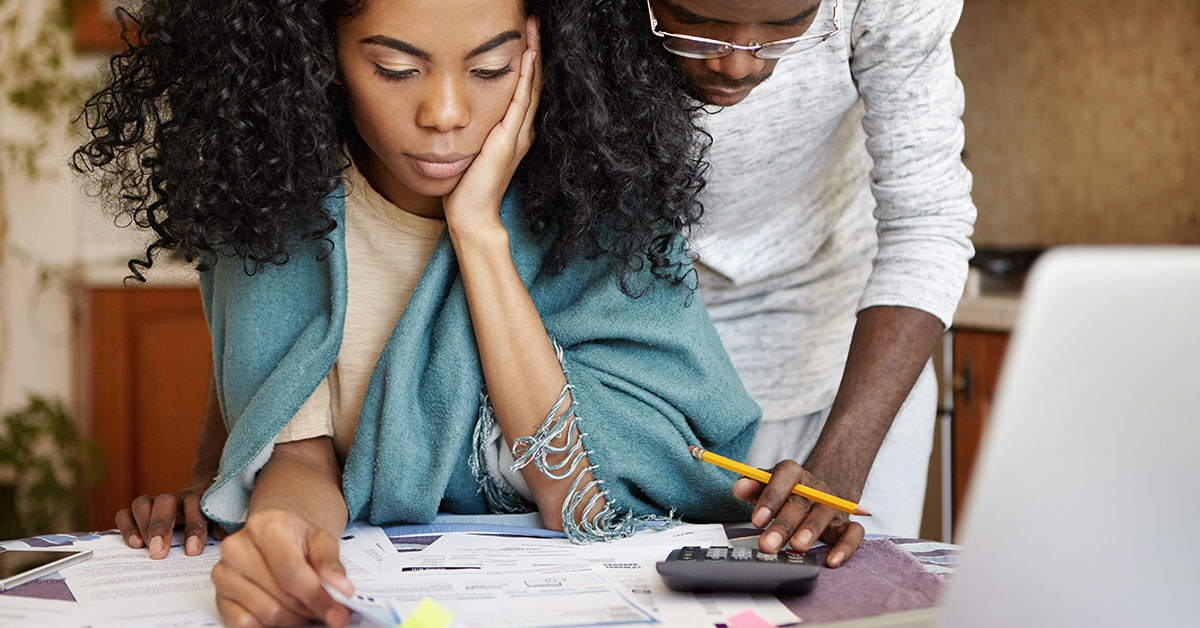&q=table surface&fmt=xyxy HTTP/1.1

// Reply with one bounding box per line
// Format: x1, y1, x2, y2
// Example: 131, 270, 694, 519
1, 517, 960, 626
